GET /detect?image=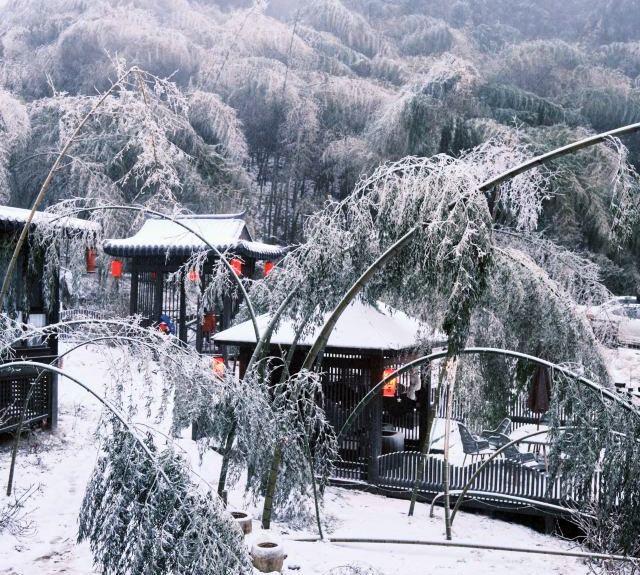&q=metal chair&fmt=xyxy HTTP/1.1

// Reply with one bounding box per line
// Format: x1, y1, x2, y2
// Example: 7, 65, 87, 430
458, 422, 493, 465
492, 433, 546, 471
480, 418, 512, 447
